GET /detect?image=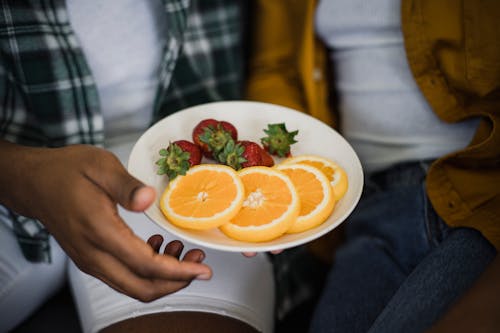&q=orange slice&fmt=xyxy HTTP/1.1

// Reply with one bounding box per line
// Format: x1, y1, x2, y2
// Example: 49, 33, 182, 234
281, 155, 348, 201
219, 166, 300, 242
160, 164, 244, 230
276, 163, 335, 233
